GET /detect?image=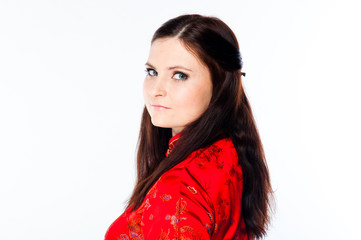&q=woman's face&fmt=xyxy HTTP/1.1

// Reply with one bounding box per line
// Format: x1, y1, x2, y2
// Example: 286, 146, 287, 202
143, 37, 213, 136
